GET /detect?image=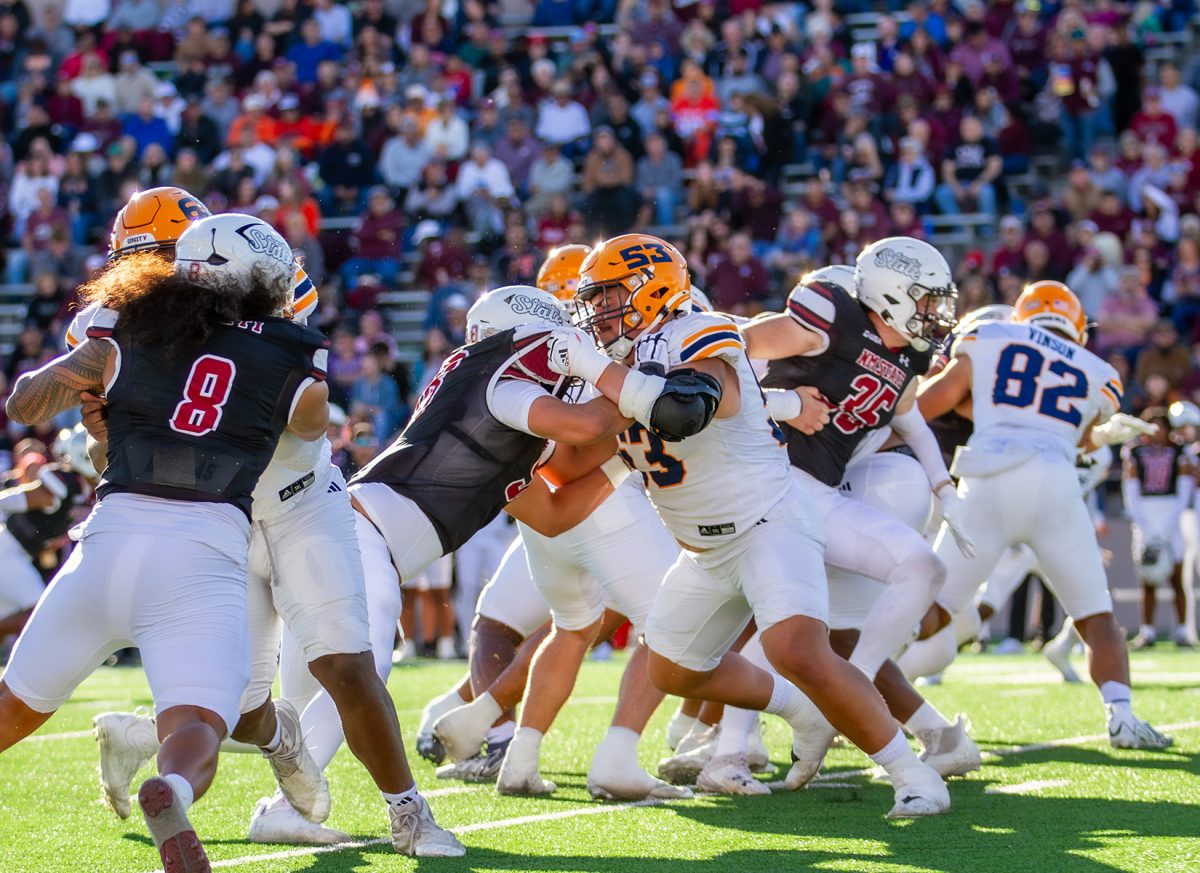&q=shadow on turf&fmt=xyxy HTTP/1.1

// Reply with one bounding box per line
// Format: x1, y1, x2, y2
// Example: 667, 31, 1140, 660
265, 780, 1200, 873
